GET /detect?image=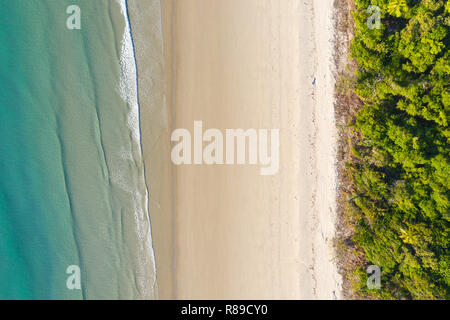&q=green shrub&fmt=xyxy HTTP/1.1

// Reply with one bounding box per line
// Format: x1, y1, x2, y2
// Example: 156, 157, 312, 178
347, 0, 449, 299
